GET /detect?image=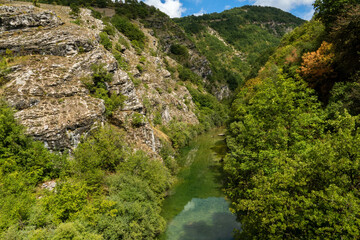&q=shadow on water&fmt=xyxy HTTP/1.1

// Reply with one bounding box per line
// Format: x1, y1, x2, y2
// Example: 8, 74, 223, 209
211, 138, 228, 158
164, 197, 241, 240
180, 212, 240, 240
